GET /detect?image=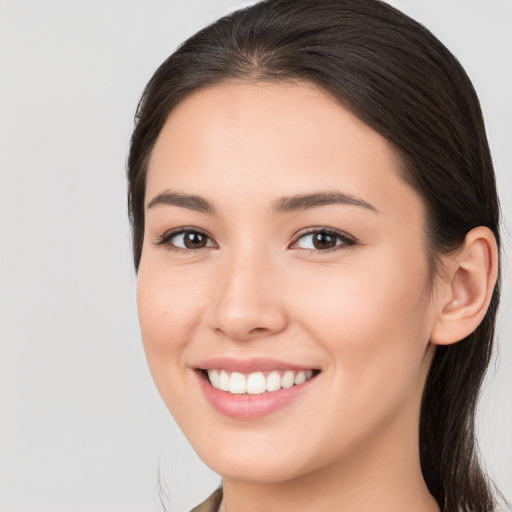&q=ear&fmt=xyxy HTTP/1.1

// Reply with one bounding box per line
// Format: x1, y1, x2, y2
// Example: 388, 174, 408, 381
430, 226, 498, 346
